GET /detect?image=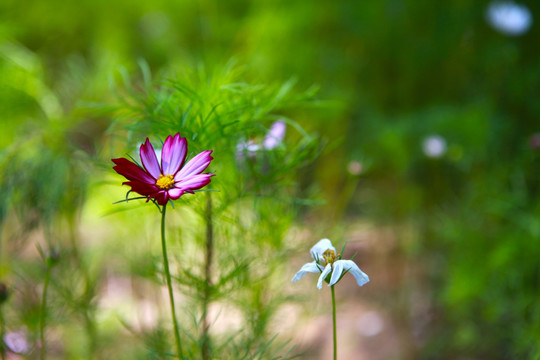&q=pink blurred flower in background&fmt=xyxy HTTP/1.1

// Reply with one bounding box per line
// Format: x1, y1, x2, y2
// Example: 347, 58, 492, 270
112, 133, 214, 206
263, 120, 286, 150
529, 133, 540, 150
347, 160, 363, 175
4, 331, 30, 354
